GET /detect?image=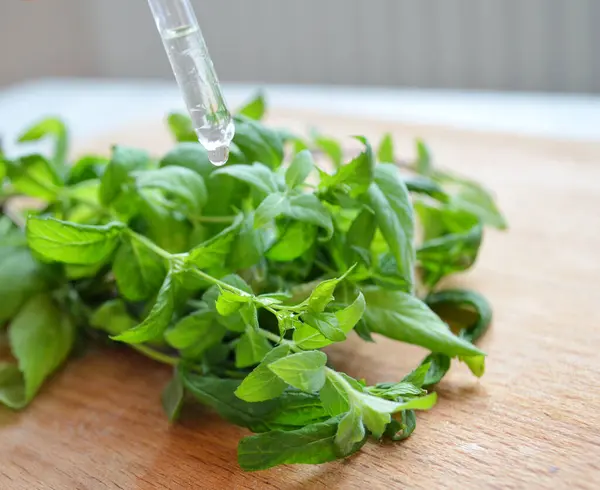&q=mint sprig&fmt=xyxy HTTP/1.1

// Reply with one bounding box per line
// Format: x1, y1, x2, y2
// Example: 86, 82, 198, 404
0, 92, 506, 471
